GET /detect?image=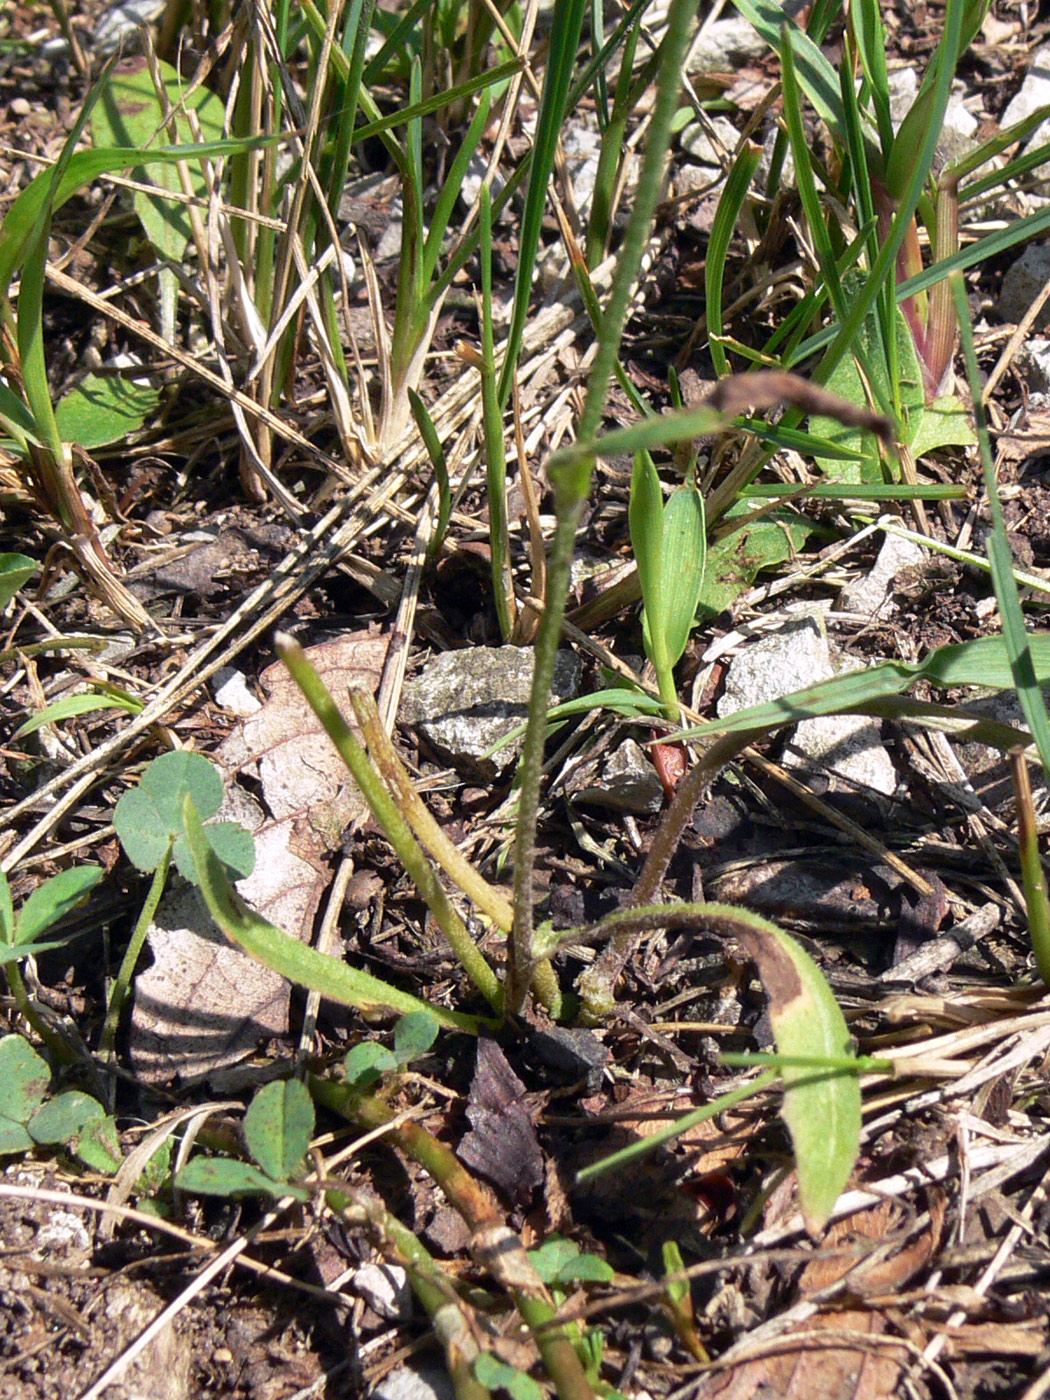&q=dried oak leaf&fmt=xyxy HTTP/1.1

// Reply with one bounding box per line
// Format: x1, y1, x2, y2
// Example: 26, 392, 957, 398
697, 1200, 944, 1400
458, 1038, 544, 1209
131, 633, 387, 1085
